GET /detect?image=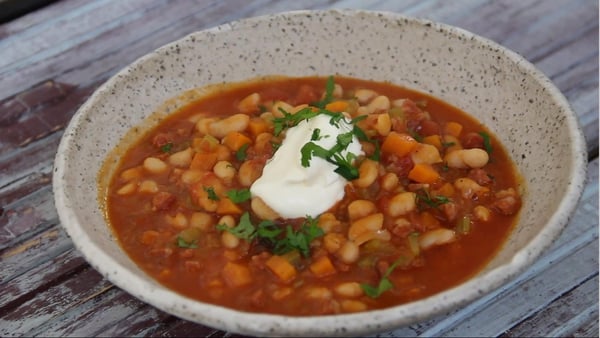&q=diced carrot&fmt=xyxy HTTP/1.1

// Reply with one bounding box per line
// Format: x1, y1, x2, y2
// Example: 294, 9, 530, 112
444, 121, 463, 138
247, 117, 270, 137
140, 230, 159, 245
422, 134, 443, 150
381, 132, 418, 158
216, 197, 243, 215
309, 255, 337, 277
325, 100, 349, 112
408, 163, 440, 184
435, 182, 455, 197
189, 152, 218, 170
222, 131, 252, 152
265, 255, 297, 283
221, 262, 253, 287
192, 135, 219, 153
